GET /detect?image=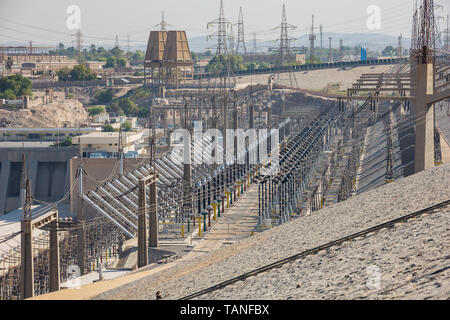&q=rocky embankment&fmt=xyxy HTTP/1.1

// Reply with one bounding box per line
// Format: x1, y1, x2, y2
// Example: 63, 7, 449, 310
95, 162, 450, 300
